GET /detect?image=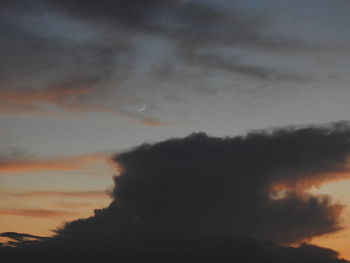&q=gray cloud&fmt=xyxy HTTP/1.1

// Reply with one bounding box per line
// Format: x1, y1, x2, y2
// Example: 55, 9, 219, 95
52, 122, 350, 244
0, 1, 314, 107
103, 121, 350, 243
179, 50, 310, 81
3, 0, 348, 124
51, 0, 310, 81
0, 2, 167, 125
